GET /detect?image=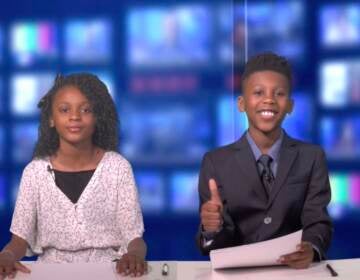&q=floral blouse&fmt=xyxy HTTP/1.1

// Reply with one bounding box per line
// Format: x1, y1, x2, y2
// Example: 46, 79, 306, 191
10, 151, 144, 263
